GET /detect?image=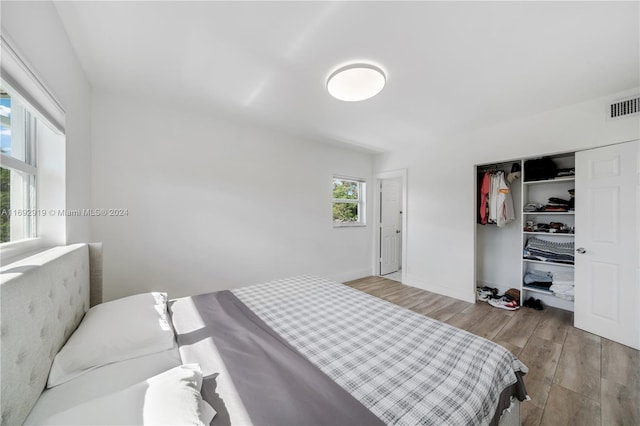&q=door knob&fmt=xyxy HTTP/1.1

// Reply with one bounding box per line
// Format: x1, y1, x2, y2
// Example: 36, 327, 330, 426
576, 248, 586, 254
